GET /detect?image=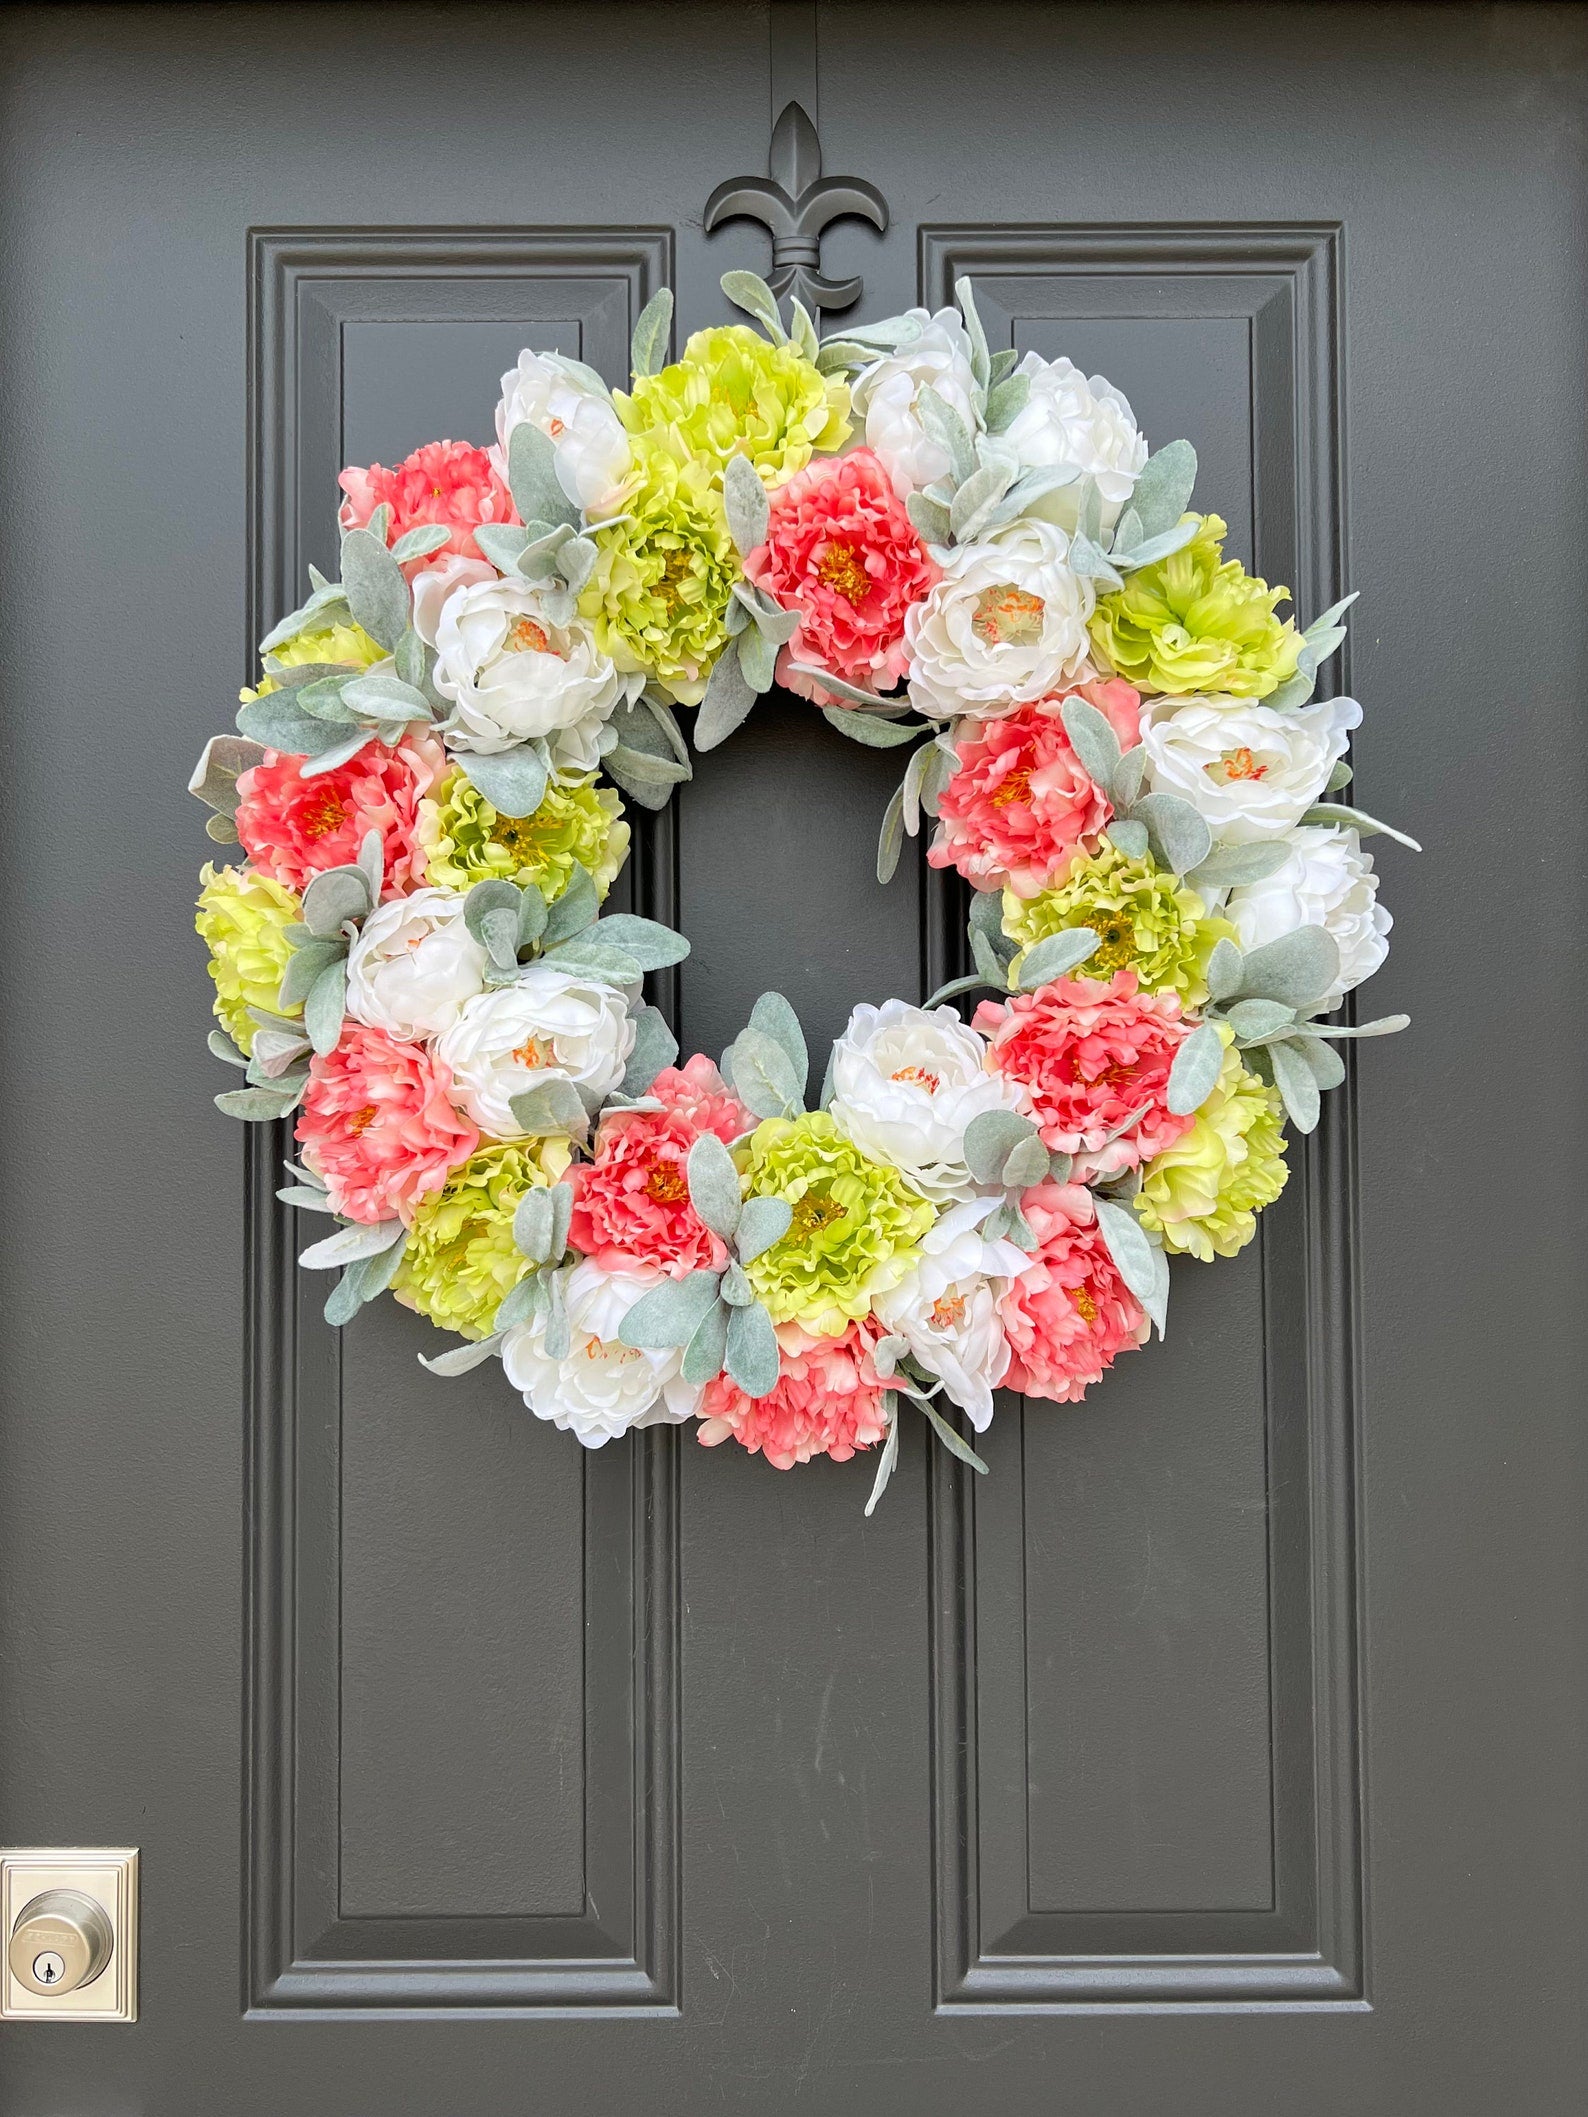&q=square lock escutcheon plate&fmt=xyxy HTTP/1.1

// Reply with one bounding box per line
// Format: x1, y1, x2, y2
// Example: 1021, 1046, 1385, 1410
0, 1849, 138, 2021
